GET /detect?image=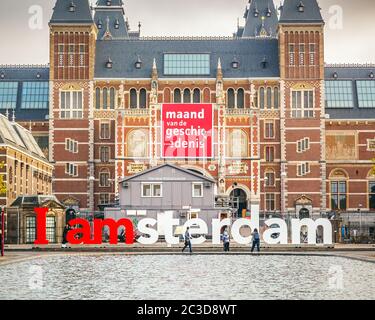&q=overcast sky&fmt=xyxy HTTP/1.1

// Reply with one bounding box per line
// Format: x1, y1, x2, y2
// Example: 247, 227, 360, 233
0, 0, 374, 64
